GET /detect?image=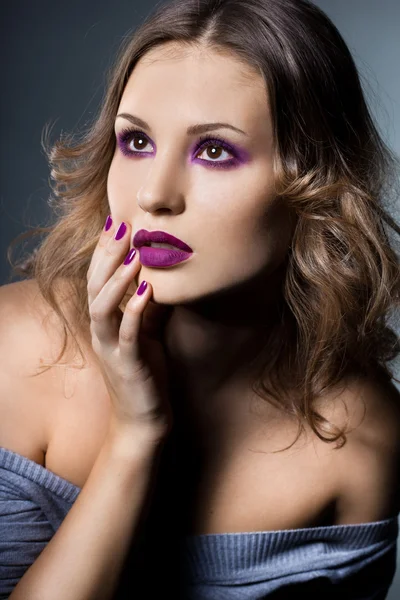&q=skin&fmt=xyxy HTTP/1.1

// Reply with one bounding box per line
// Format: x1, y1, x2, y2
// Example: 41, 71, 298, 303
107, 42, 297, 434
